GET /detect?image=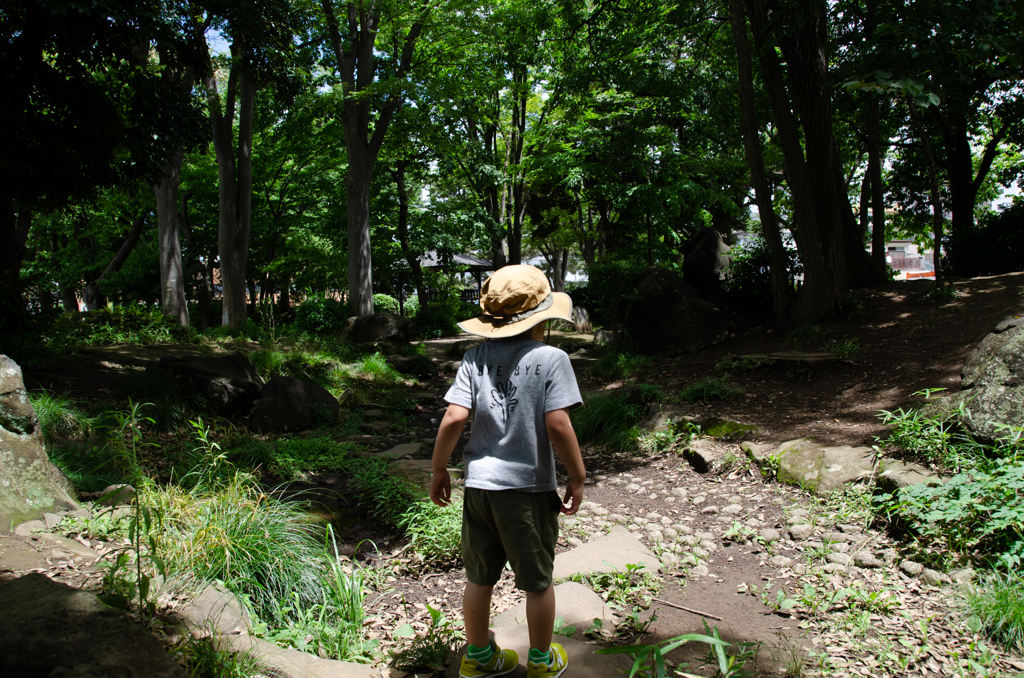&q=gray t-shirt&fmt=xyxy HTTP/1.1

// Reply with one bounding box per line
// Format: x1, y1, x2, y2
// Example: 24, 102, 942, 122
444, 338, 583, 492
